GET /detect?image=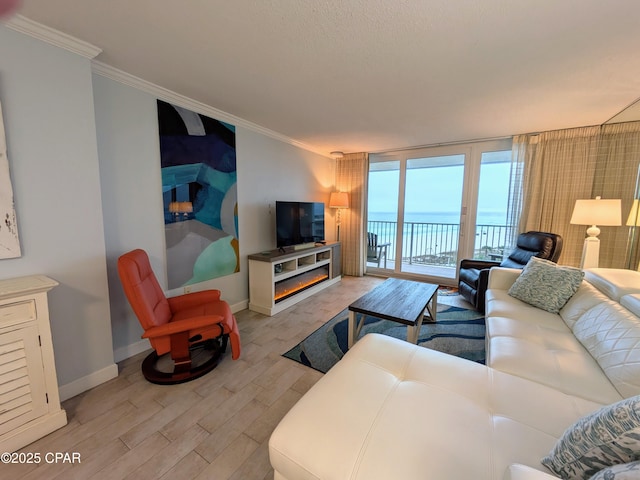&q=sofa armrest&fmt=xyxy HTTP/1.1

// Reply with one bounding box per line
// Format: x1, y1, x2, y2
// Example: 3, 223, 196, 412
488, 267, 523, 290
460, 259, 500, 270
504, 464, 559, 480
